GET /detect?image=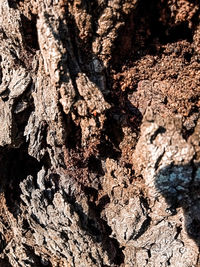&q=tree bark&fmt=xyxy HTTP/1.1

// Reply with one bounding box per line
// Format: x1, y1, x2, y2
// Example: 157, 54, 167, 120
0, 0, 200, 266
